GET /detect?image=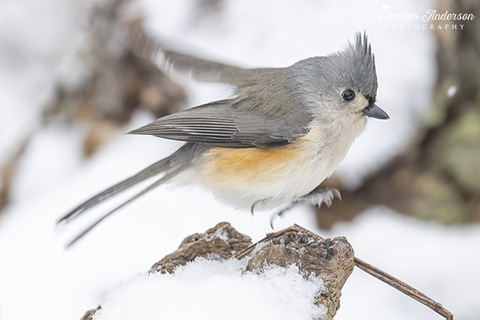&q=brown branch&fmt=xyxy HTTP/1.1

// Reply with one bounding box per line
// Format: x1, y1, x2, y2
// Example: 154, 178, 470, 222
235, 224, 453, 320
353, 256, 453, 320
